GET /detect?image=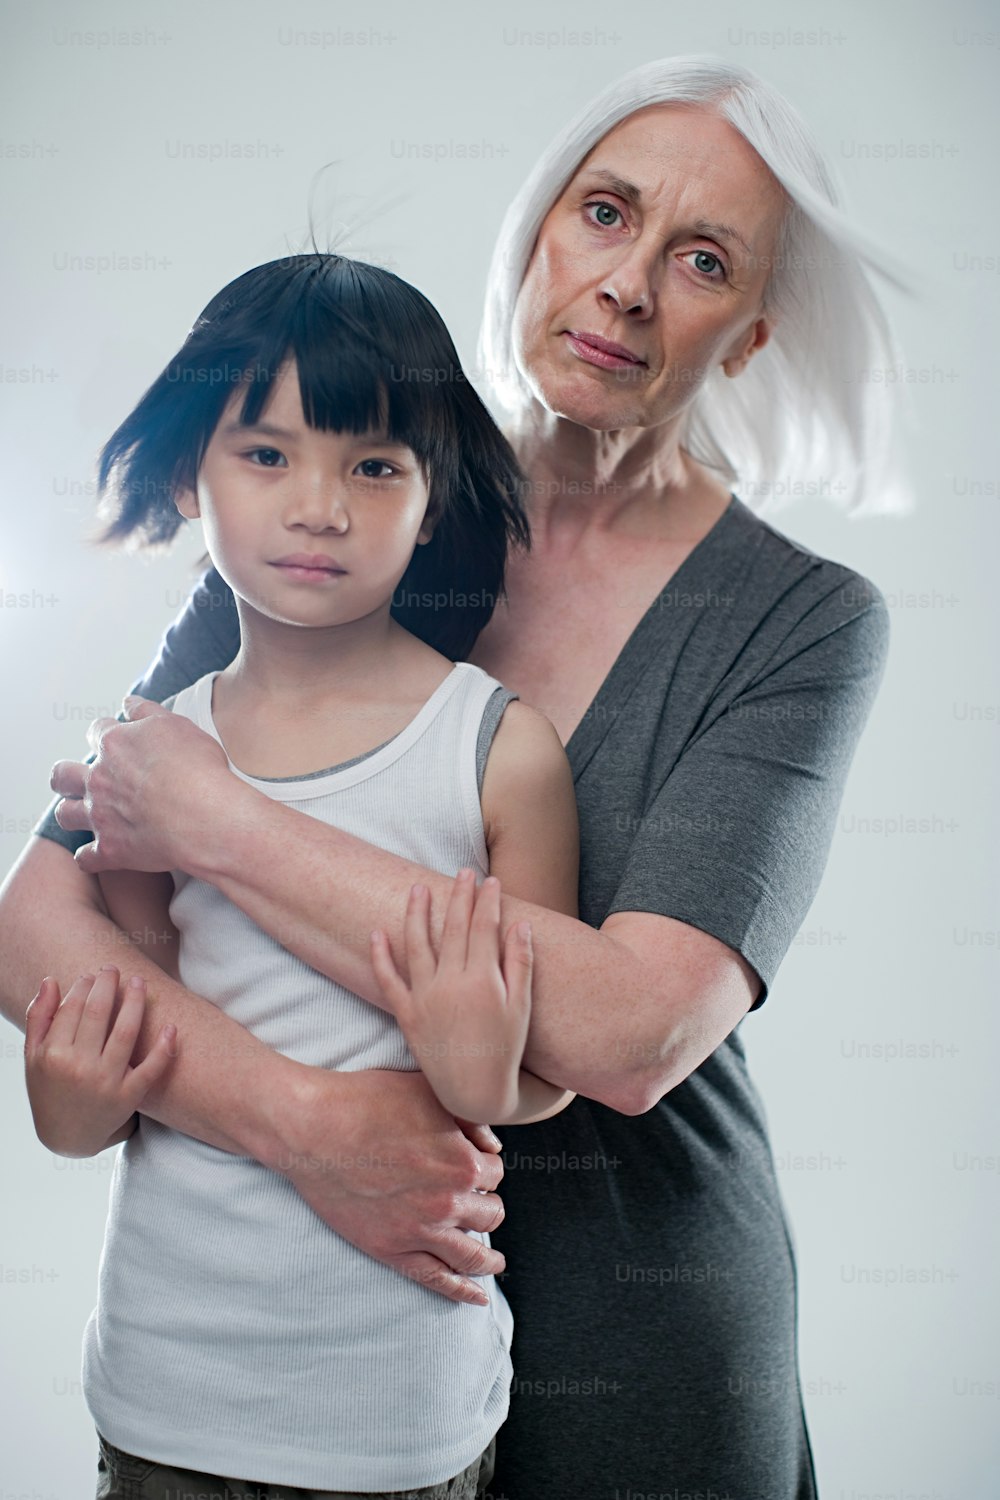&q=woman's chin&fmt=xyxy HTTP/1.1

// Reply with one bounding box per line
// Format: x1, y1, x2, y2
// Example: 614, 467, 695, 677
530, 369, 650, 433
